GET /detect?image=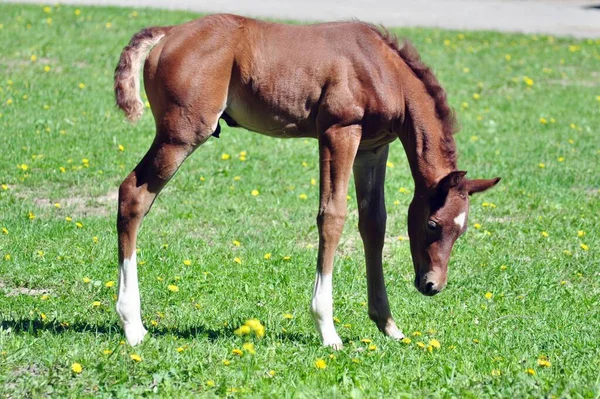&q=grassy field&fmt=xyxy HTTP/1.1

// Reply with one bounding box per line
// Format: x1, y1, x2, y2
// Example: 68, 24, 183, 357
0, 3, 599, 397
